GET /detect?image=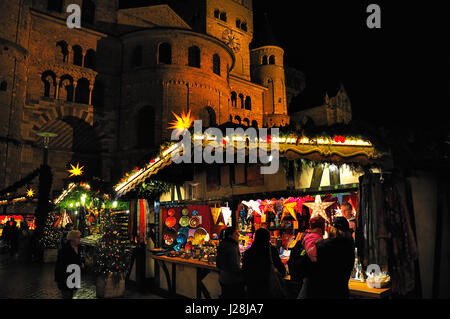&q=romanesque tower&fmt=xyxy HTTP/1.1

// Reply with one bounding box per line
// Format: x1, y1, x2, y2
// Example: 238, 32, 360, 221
250, 13, 289, 128
0, 0, 31, 189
